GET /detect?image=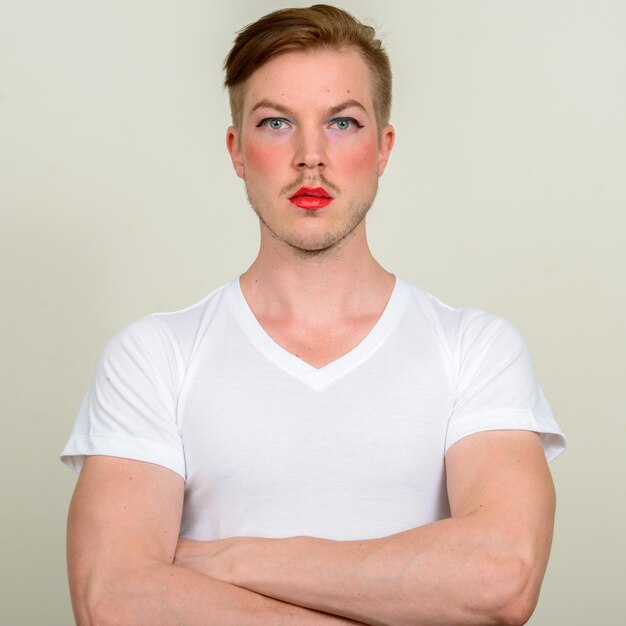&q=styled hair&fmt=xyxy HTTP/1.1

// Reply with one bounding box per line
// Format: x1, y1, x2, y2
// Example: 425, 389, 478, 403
223, 4, 392, 131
